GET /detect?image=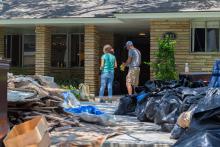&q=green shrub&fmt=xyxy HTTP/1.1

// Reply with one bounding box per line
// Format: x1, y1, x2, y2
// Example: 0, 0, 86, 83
150, 36, 177, 80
